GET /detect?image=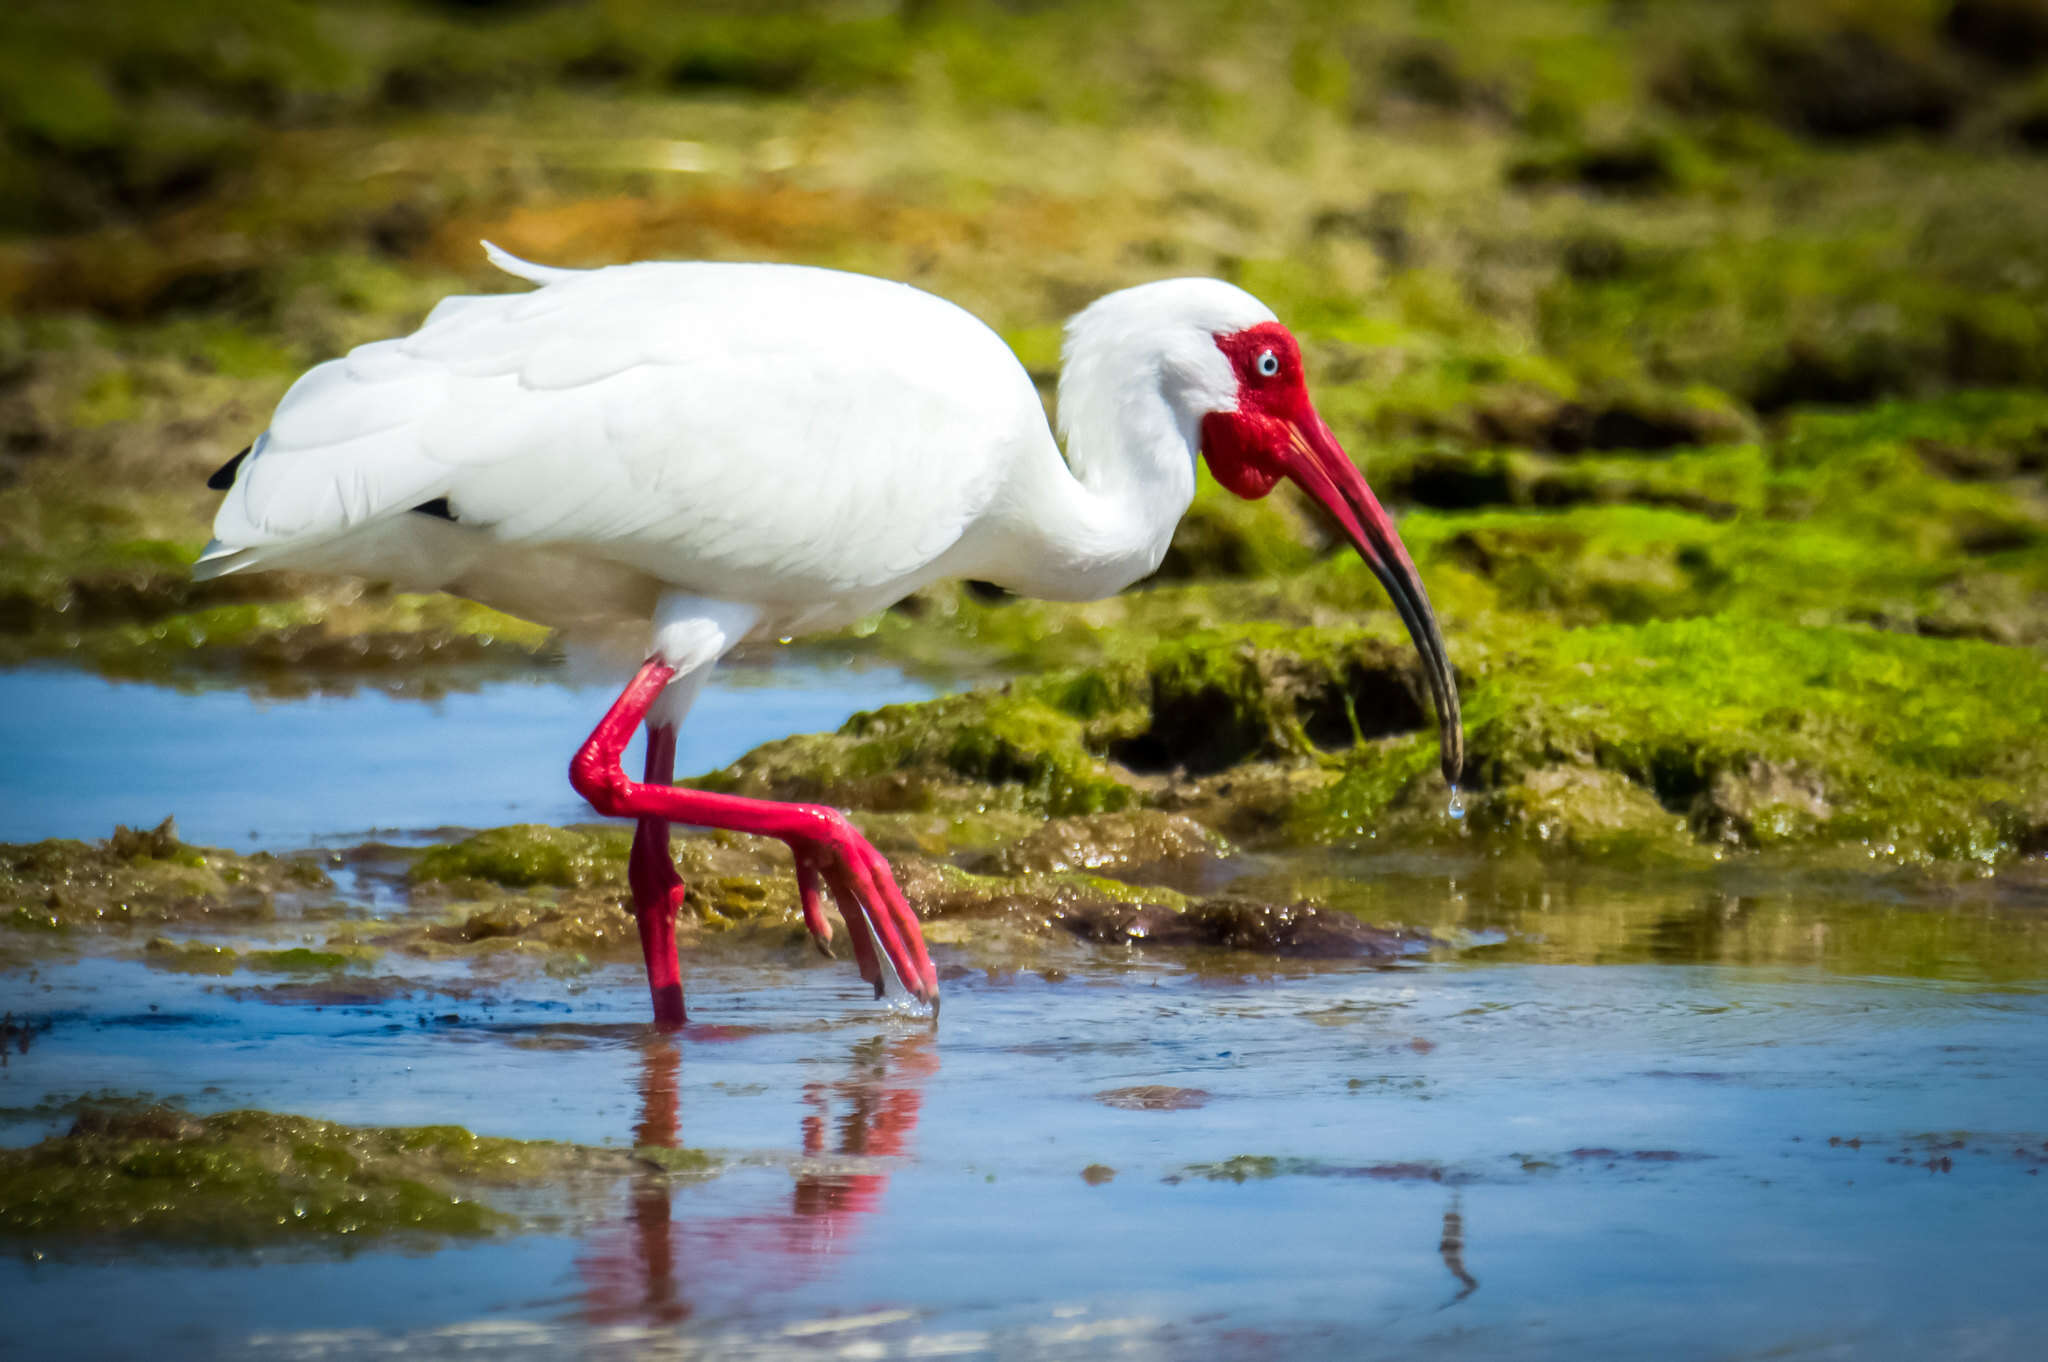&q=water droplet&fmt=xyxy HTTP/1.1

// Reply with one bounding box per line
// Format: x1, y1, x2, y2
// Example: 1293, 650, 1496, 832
1446, 785, 1466, 821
